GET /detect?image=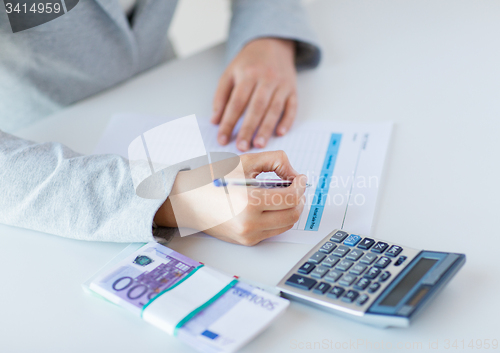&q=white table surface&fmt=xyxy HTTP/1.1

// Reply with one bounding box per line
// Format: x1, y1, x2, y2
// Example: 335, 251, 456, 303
2, 1, 500, 352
